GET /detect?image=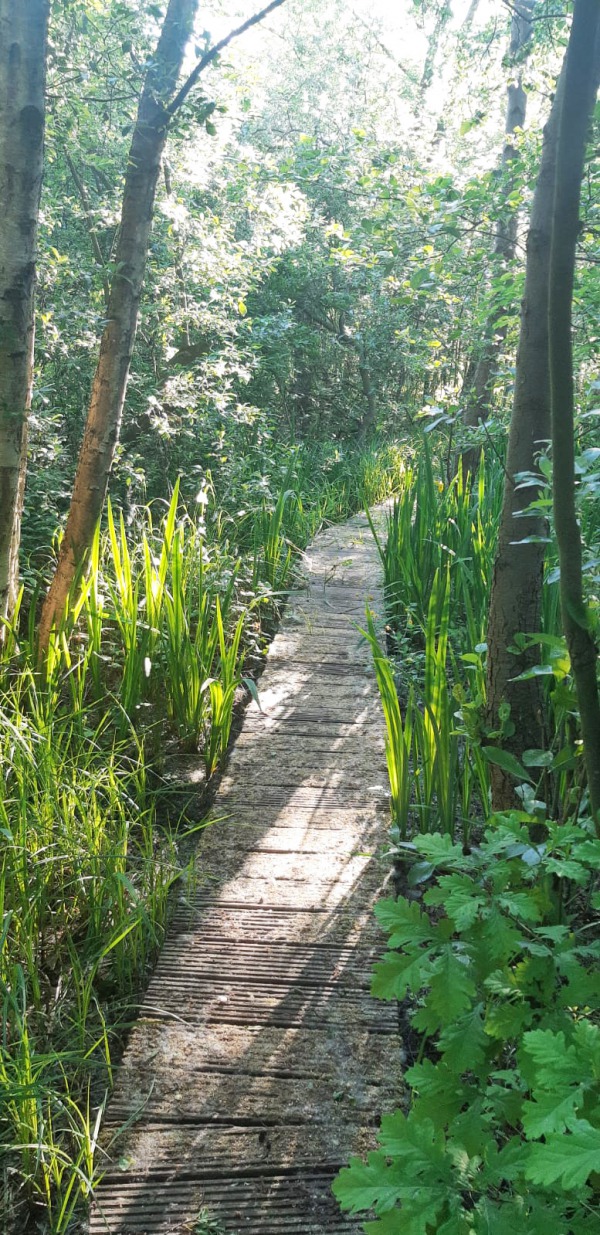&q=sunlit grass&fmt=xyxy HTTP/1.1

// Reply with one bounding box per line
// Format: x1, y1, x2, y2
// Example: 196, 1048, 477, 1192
368, 448, 502, 840
0, 698, 181, 1230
